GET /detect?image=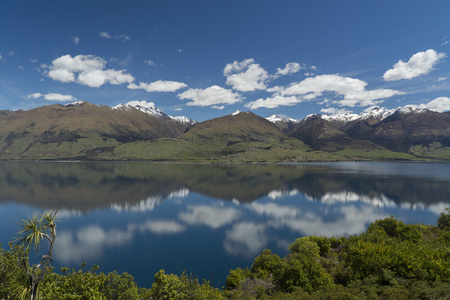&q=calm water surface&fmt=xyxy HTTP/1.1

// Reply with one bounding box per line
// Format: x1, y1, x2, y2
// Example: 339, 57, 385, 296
0, 161, 449, 288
